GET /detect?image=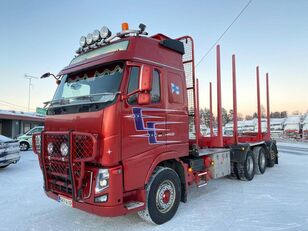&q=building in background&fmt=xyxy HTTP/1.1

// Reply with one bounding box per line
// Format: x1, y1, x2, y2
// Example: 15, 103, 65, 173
0, 109, 45, 138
